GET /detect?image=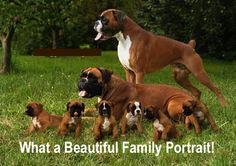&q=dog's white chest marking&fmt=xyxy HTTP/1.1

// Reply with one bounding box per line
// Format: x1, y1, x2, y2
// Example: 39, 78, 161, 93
115, 32, 132, 71
126, 112, 138, 127
102, 117, 111, 132
68, 117, 76, 125
153, 119, 164, 132
32, 117, 41, 128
